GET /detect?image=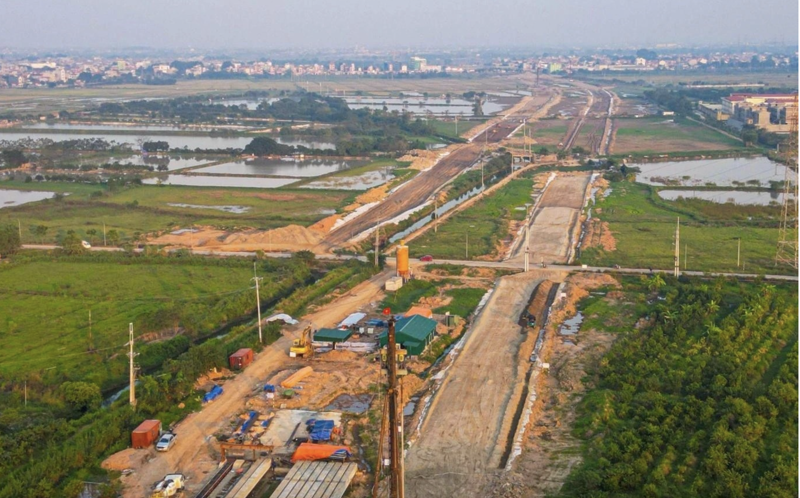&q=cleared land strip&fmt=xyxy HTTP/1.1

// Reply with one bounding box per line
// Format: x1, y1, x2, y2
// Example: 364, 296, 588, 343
508, 173, 592, 265
405, 272, 551, 498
